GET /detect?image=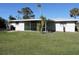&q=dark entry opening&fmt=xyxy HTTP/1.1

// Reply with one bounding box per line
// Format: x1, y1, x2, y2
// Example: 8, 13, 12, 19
63, 26, 65, 32
10, 25, 15, 30
75, 26, 78, 32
